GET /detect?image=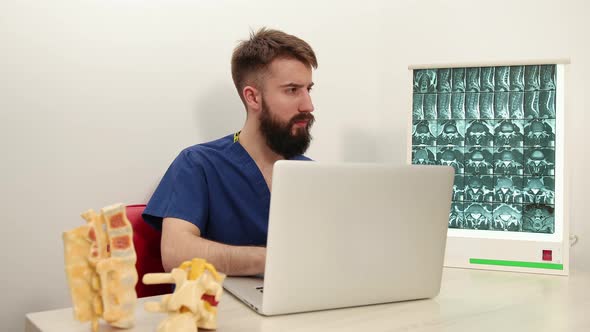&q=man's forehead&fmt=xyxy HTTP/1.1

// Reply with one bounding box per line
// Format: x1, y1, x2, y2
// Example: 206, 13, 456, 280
265, 57, 313, 84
